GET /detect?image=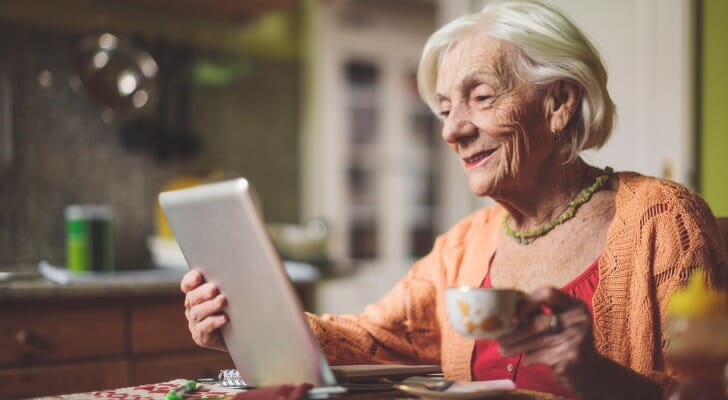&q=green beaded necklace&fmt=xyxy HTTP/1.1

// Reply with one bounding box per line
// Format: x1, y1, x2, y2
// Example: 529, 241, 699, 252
502, 167, 613, 245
